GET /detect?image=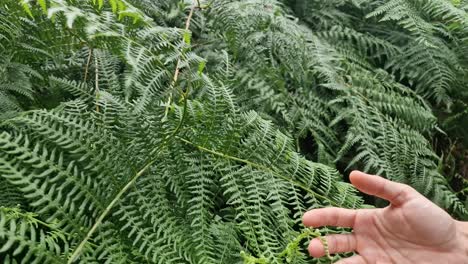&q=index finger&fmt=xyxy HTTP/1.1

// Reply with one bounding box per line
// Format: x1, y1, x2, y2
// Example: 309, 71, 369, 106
302, 207, 358, 228
350, 171, 417, 206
